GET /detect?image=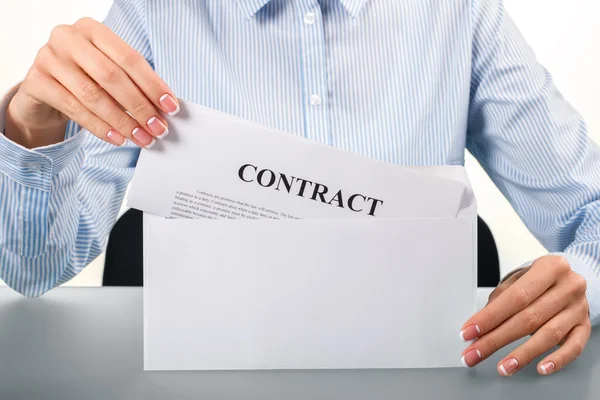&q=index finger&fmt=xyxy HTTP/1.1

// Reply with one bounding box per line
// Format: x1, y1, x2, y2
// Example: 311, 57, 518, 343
79, 18, 179, 115
461, 259, 557, 340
